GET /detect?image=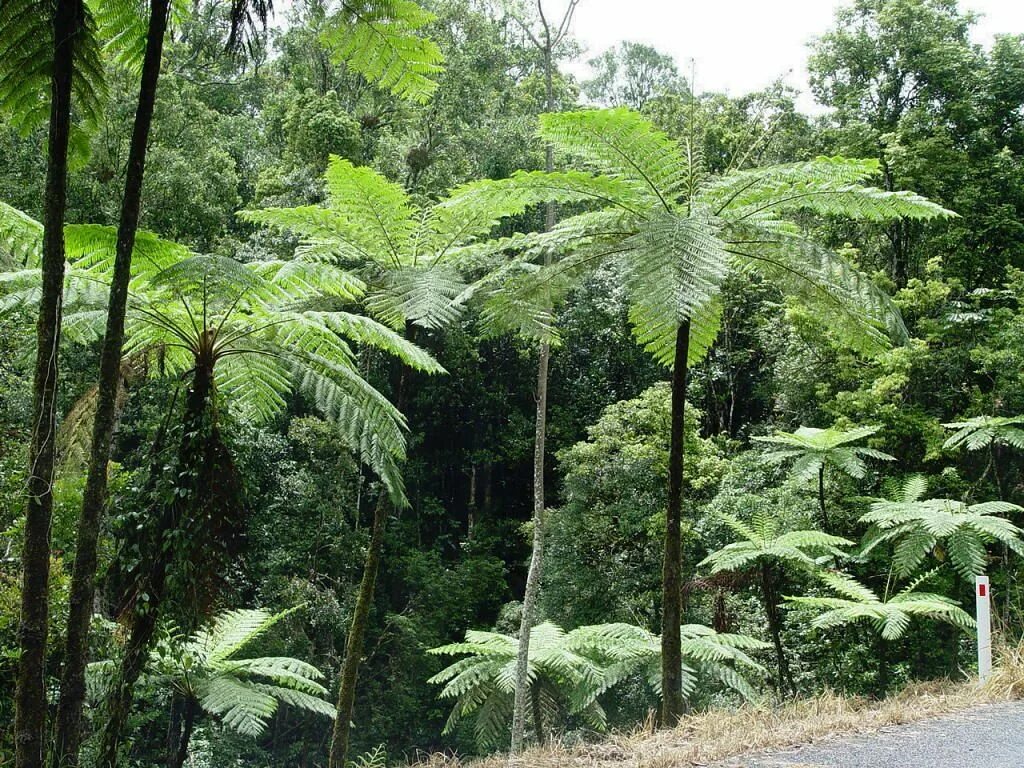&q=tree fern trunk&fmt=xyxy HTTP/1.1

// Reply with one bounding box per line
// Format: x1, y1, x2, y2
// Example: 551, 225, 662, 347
98, 360, 214, 768
14, 3, 80, 766
167, 697, 197, 768
817, 466, 828, 528
760, 562, 794, 696
54, 2, 170, 763
661, 320, 690, 726
531, 683, 547, 745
